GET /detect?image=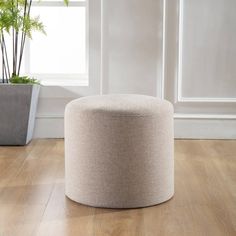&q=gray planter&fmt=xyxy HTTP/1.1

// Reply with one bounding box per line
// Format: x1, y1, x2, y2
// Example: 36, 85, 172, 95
0, 84, 40, 145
